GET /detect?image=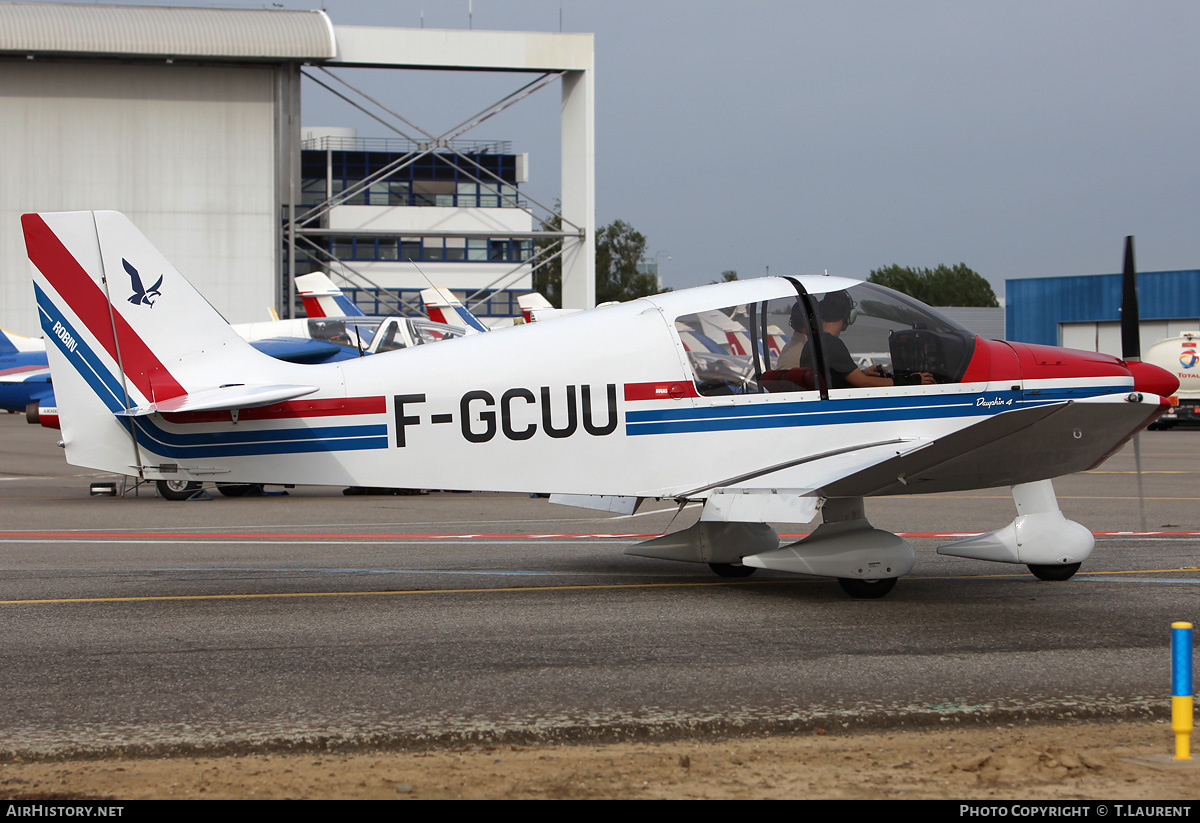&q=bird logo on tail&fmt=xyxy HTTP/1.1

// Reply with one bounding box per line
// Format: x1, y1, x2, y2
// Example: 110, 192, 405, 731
124, 259, 163, 307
